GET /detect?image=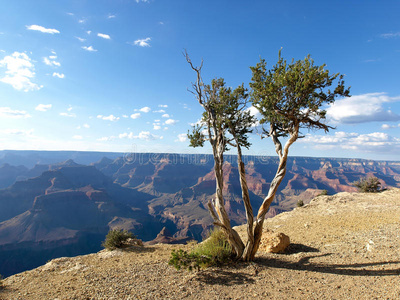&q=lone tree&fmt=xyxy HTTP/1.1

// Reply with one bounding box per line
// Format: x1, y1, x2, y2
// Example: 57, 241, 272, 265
185, 51, 256, 259
185, 50, 350, 262
249, 50, 350, 259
